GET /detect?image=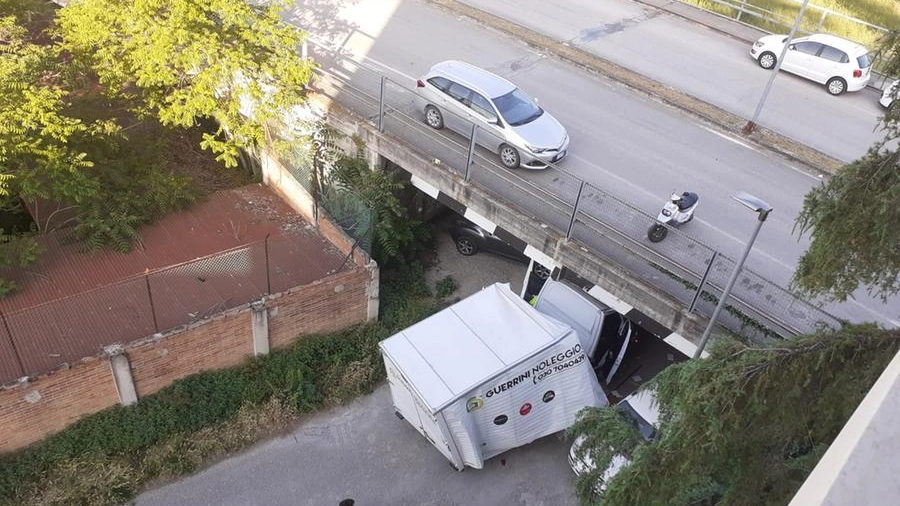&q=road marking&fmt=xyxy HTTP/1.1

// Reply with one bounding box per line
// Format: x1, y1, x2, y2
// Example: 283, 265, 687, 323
568, 152, 792, 272
700, 125, 757, 151
840, 298, 900, 328
568, 154, 659, 202
785, 164, 823, 181
358, 56, 418, 82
